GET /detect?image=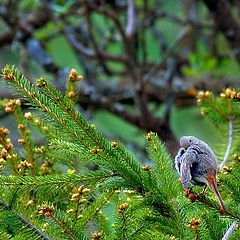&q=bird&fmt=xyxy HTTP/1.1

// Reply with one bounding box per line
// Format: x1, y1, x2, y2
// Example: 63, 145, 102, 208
175, 136, 226, 211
